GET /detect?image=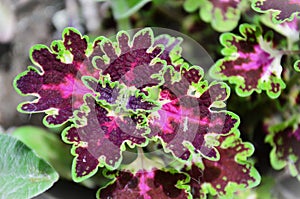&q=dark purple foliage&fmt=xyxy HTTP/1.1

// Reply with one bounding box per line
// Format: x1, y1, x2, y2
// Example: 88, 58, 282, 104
253, 0, 300, 23
14, 28, 101, 126
98, 169, 189, 199
183, 132, 260, 198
